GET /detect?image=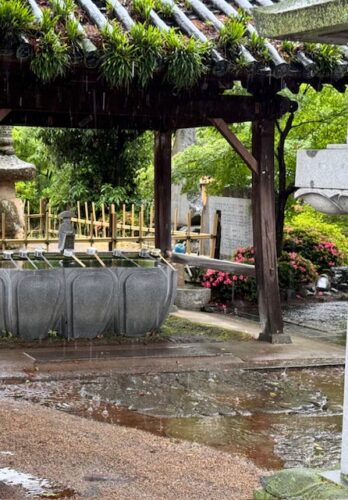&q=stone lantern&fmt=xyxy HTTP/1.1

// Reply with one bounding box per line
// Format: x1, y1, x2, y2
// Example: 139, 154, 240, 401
0, 126, 36, 239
